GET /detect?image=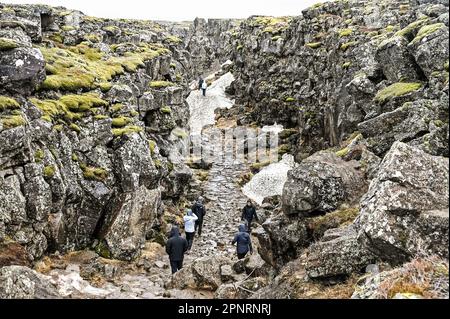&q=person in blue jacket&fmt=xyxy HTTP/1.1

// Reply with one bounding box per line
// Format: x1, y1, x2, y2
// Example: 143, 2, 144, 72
231, 224, 253, 259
